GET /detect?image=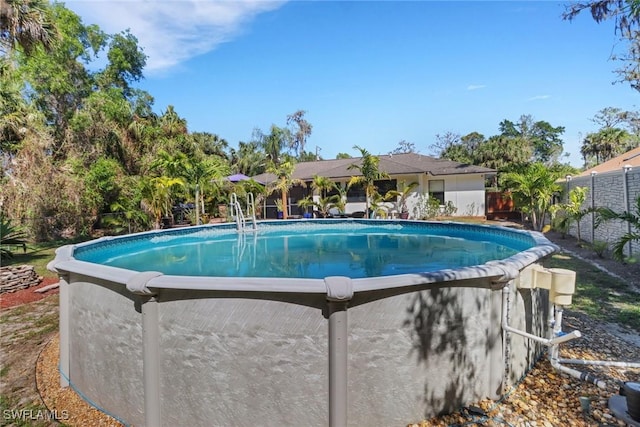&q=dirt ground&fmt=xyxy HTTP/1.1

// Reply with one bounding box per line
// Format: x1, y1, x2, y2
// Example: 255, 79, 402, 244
0, 291, 60, 427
